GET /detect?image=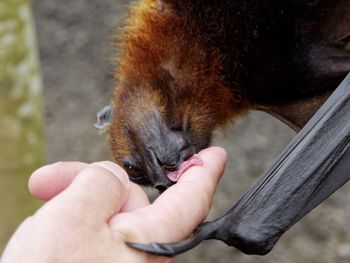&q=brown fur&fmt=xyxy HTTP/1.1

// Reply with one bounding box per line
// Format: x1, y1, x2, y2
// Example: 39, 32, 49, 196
109, 0, 348, 186
110, 0, 247, 168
